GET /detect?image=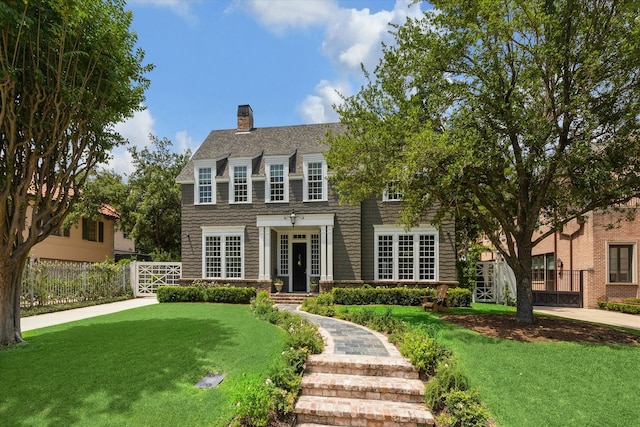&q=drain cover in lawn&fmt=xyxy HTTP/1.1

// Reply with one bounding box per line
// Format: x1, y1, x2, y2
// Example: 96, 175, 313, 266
195, 373, 225, 389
